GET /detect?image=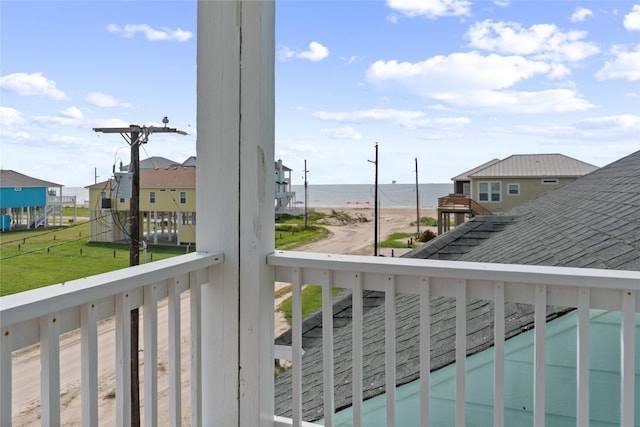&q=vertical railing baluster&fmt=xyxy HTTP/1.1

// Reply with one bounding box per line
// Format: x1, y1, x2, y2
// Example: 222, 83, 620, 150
419, 277, 431, 427
0, 325, 12, 425
385, 275, 396, 427
144, 283, 159, 426
533, 284, 547, 426
576, 287, 590, 427
493, 282, 505, 427
40, 313, 61, 426
322, 270, 335, 427
168, 277, 182, 427
352, 273, 364, 427
292, 268, 303, 427
116, 292, 132, 427
190, 268, 204, 427
81, 302, 99, 426
455, 280, 466, 427
621, 290, 636, 427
